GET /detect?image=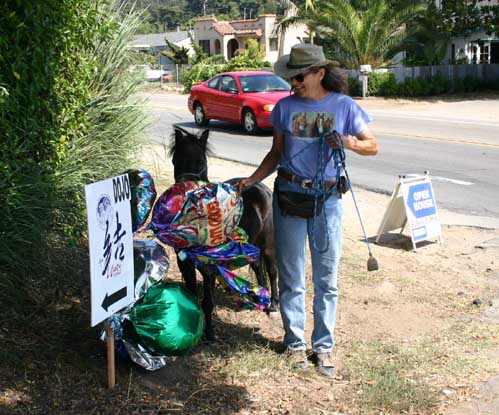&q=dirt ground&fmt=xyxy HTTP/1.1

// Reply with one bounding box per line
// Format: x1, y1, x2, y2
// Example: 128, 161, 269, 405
2, 94, 499, 415
137, 139, 499, 415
